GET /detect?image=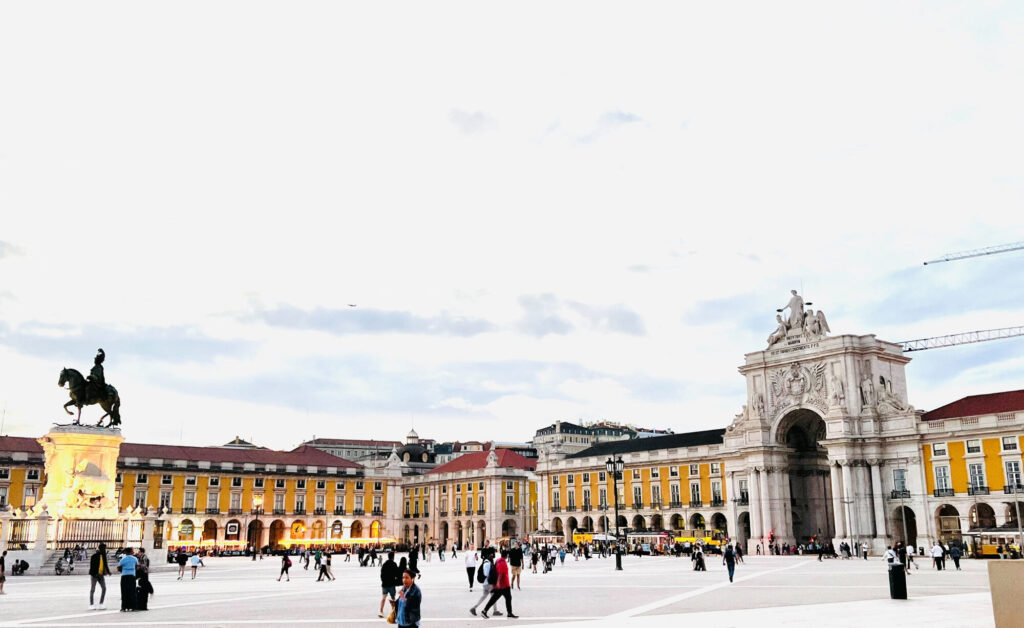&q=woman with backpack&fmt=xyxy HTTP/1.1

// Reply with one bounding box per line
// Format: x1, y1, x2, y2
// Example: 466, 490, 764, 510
469, 550, 502, 617
277, 553, 292, 581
